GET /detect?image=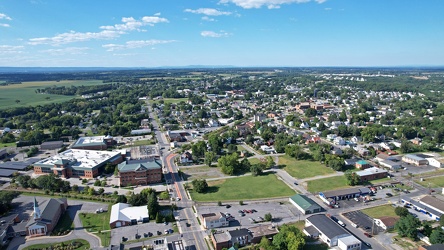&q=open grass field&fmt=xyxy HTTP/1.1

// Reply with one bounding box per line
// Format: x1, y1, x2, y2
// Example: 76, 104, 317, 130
279, 155, 335, 179
22, 239, 90, 250
362, 204, 398, 218
0, 80, 106, 108
306, 175, 348, 193
79, 206, 111, 232
148, 98, 188, 105
190, 173, 295, 202
0, 142, 16, 148
416, 175, 444, 188
94, 231, 111, 247
248, 158, 262, 165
